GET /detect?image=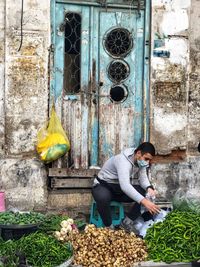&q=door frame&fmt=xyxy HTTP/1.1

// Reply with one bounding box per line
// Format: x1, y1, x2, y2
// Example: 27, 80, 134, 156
50, 0, 151, 154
